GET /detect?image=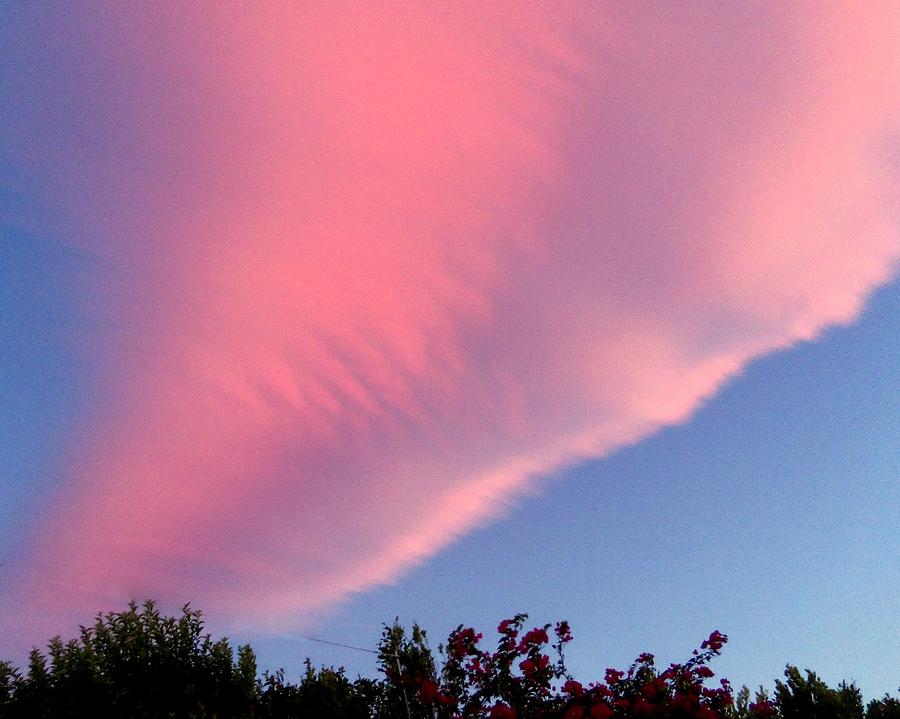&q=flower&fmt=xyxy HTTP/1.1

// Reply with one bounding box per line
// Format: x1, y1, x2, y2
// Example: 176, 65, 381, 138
450, 627, 482, 658
555, 621, 573, 643
519, 654, 549, 679
588, 702, 613, 719
418, 679, 438, 703
701, 631, 727, 653
520, 628, 549, 648
750, 700, 777, 718
490, 703, 516, 719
